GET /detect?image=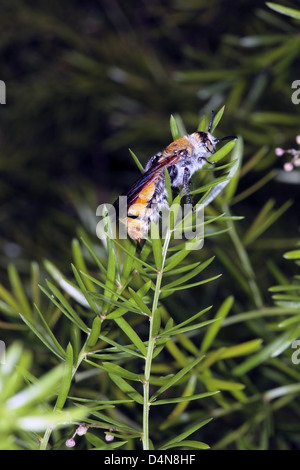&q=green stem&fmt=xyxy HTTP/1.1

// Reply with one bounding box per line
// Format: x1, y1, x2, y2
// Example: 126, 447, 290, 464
142, 230, 171, 450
